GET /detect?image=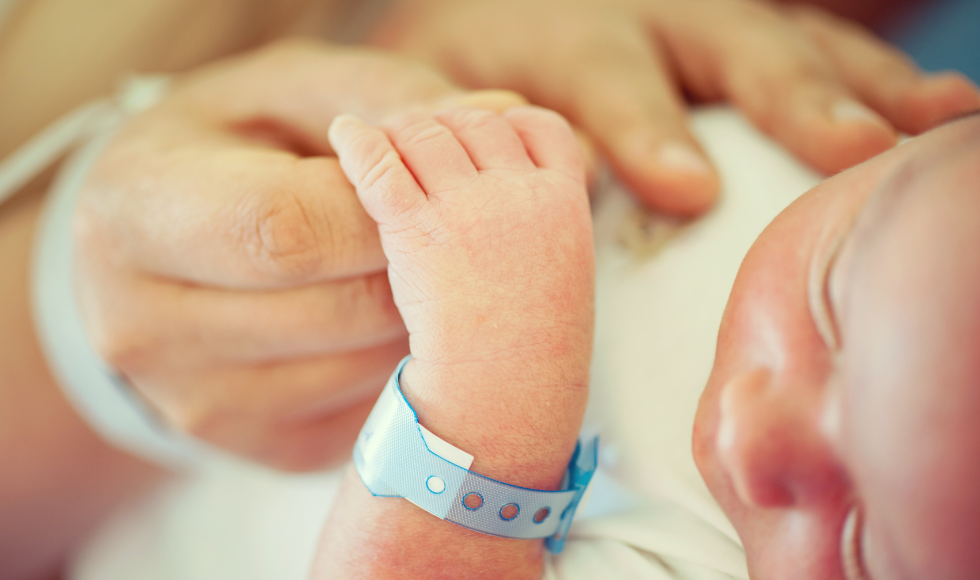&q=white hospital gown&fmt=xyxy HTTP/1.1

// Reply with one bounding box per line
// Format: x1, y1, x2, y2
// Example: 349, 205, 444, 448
69, 108, 821, 580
